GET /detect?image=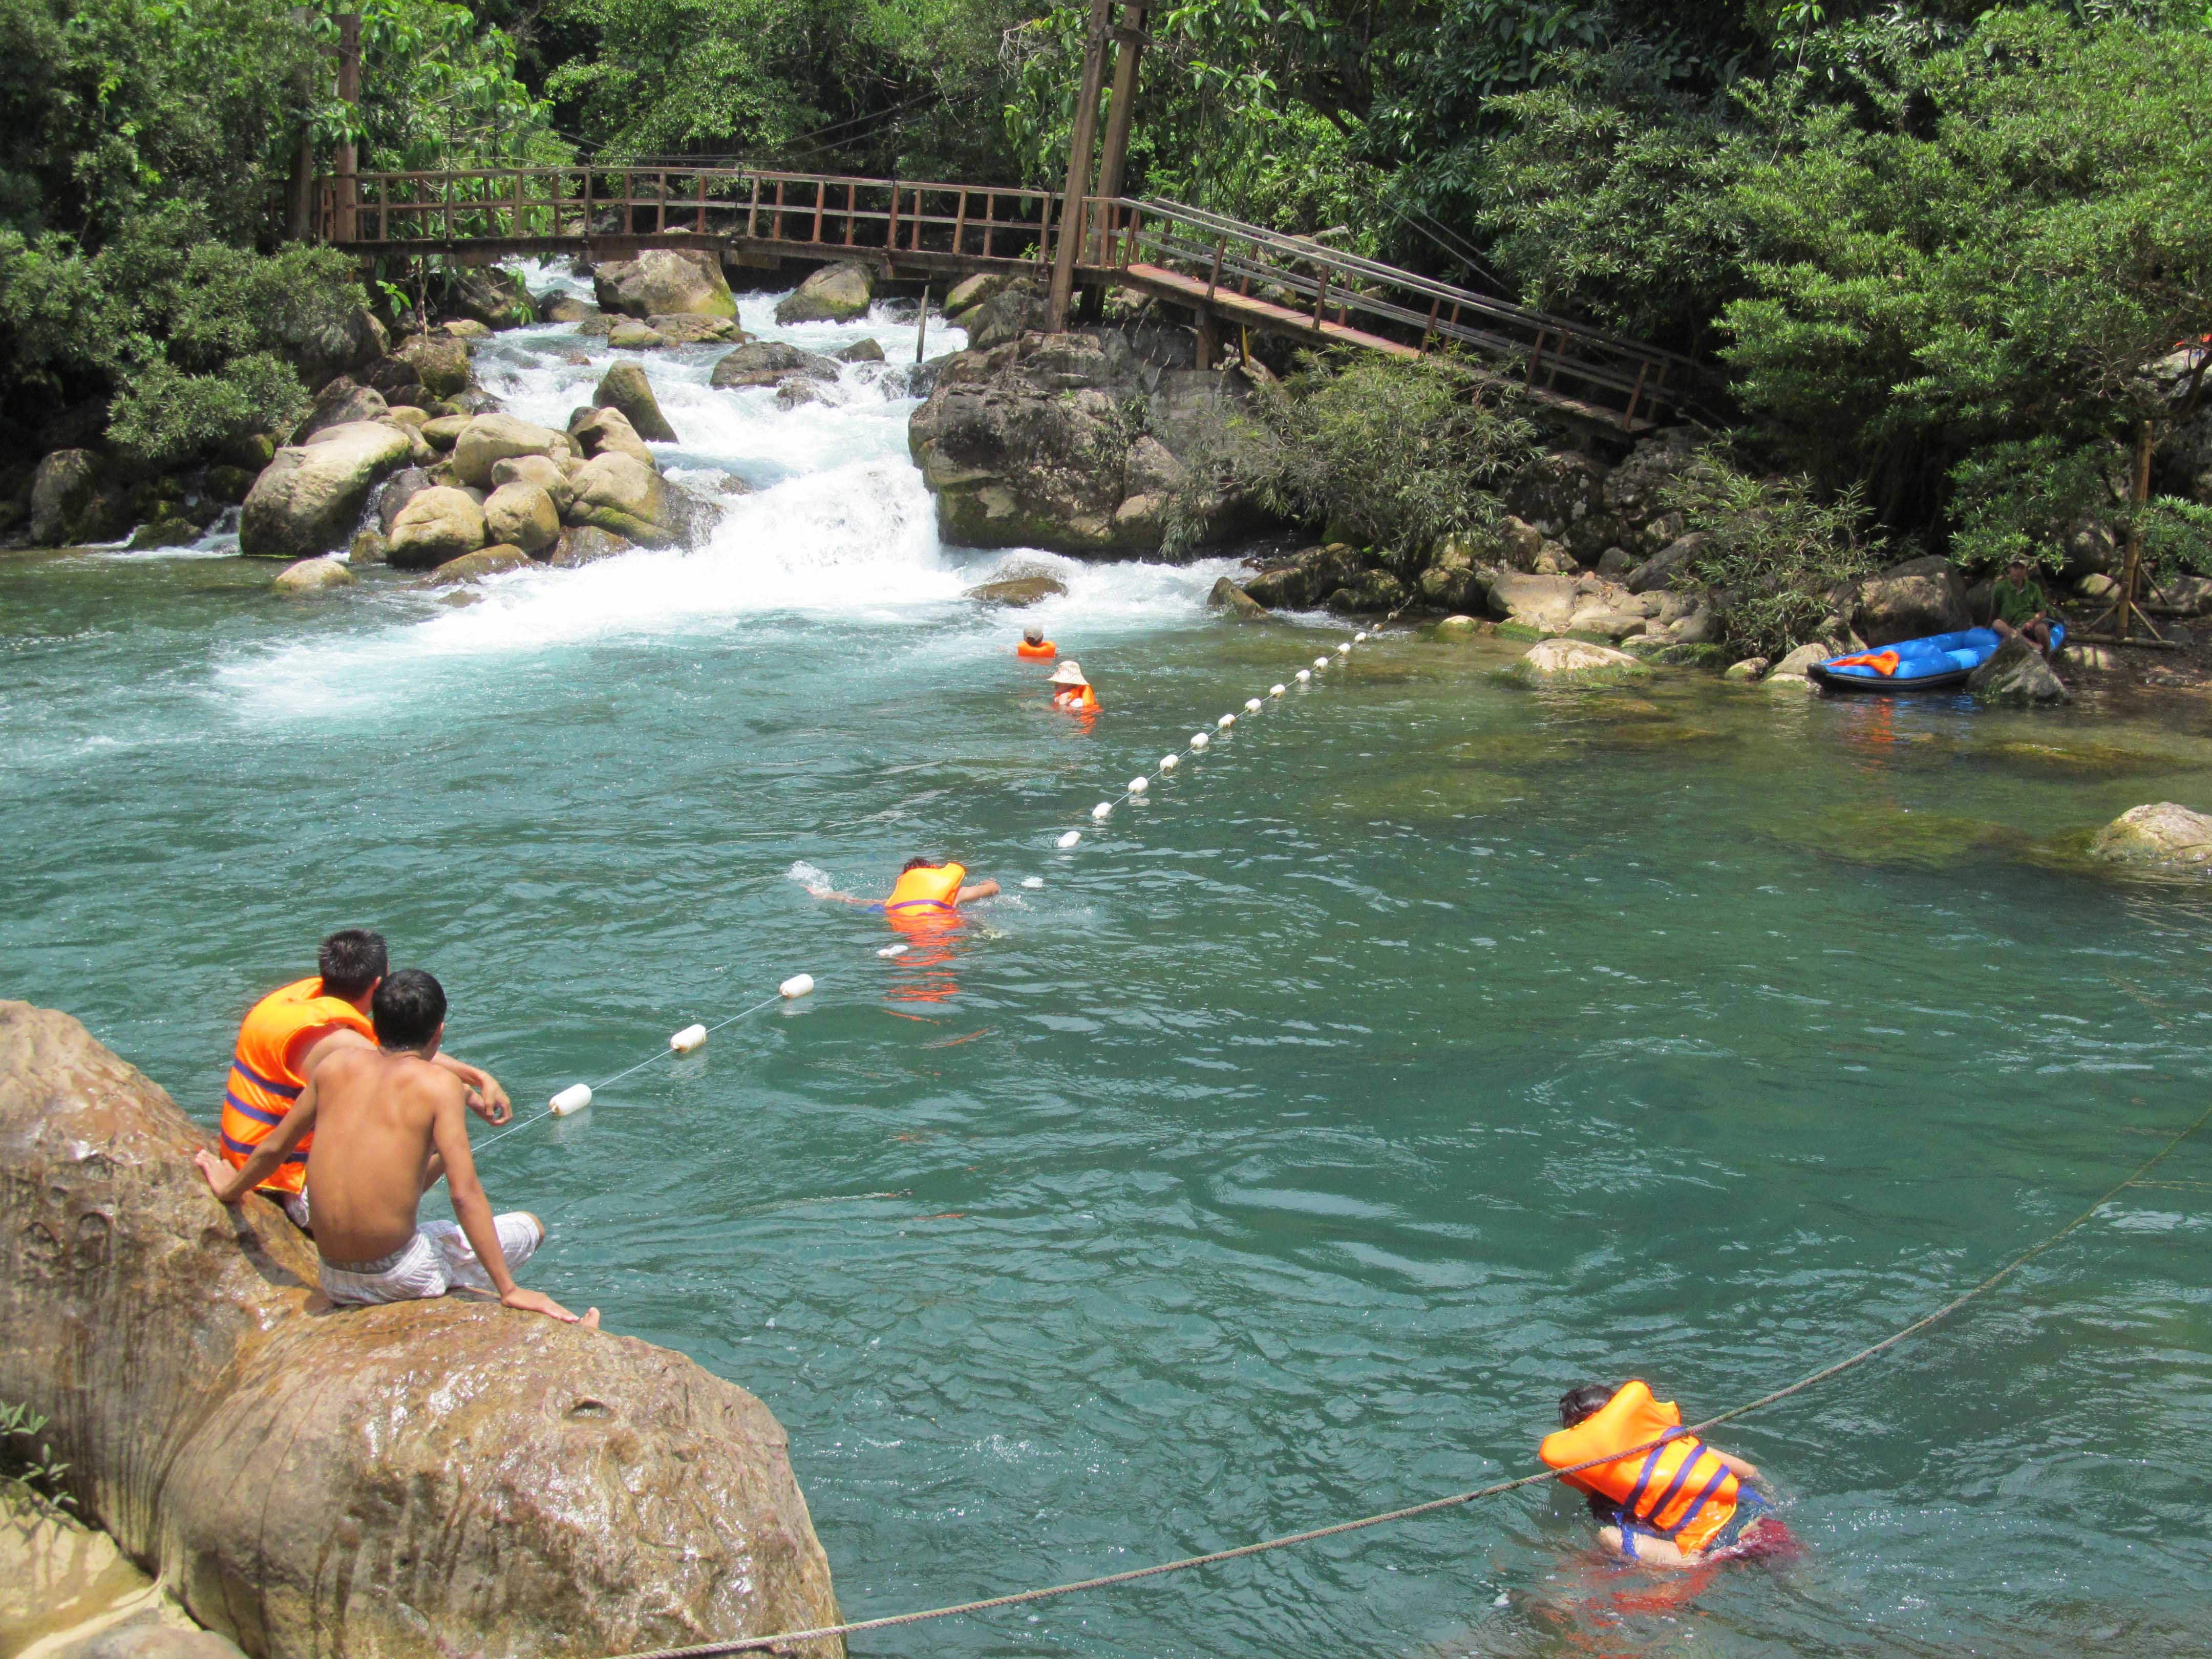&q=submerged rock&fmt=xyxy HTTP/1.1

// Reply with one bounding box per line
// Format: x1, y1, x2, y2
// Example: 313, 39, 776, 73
547, 524, 635, 567
1509, 638, 1646, 684
0, 1001, 843, 1659
271, 555, 353, 594
711, 342, 840, 390
419, 543, 534, 586
966, 575, 1066, 606
2089, 802, 2212, 868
